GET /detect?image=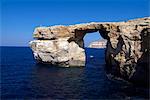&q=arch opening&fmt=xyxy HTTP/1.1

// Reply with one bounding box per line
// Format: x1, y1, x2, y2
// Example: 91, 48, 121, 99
83, 32, 106, 48
83, 31, 107, 66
